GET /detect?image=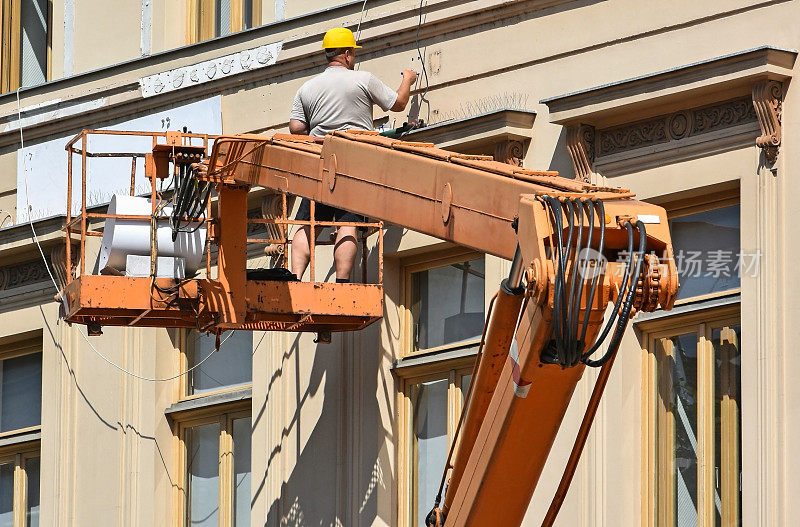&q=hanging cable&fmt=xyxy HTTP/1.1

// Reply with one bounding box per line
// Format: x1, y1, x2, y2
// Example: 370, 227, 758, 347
14, 88, 248, 383
355, 0, 369, 41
